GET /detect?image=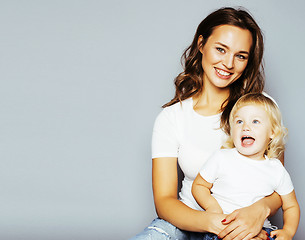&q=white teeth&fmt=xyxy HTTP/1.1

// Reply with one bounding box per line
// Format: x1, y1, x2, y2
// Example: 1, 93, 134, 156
216, 68, 231, 76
